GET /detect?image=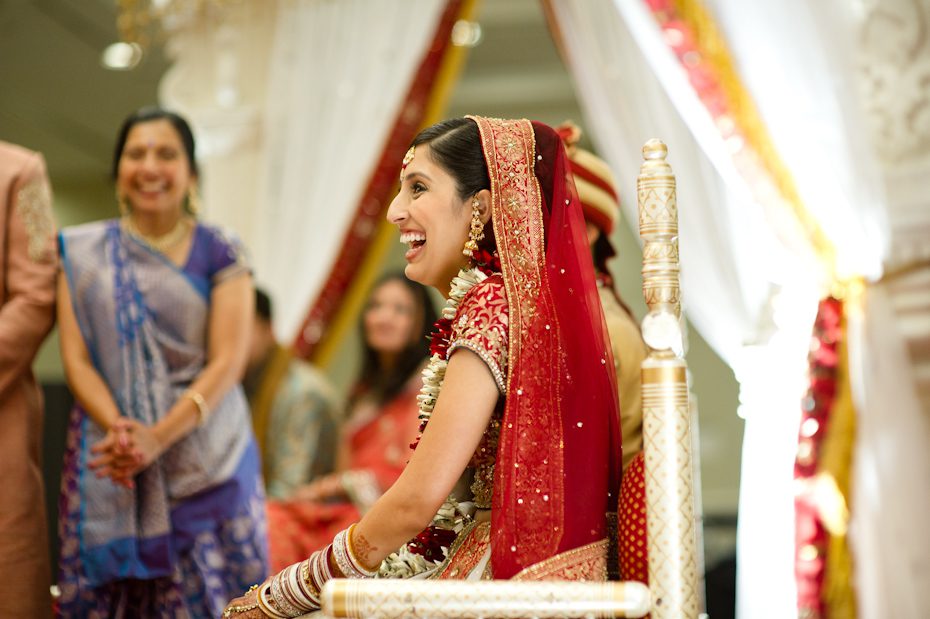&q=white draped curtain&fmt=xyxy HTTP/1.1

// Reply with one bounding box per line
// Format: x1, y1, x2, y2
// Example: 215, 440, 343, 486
160, 0, 449, 340
548, 2, 817, 615
549, 0, 930, 617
